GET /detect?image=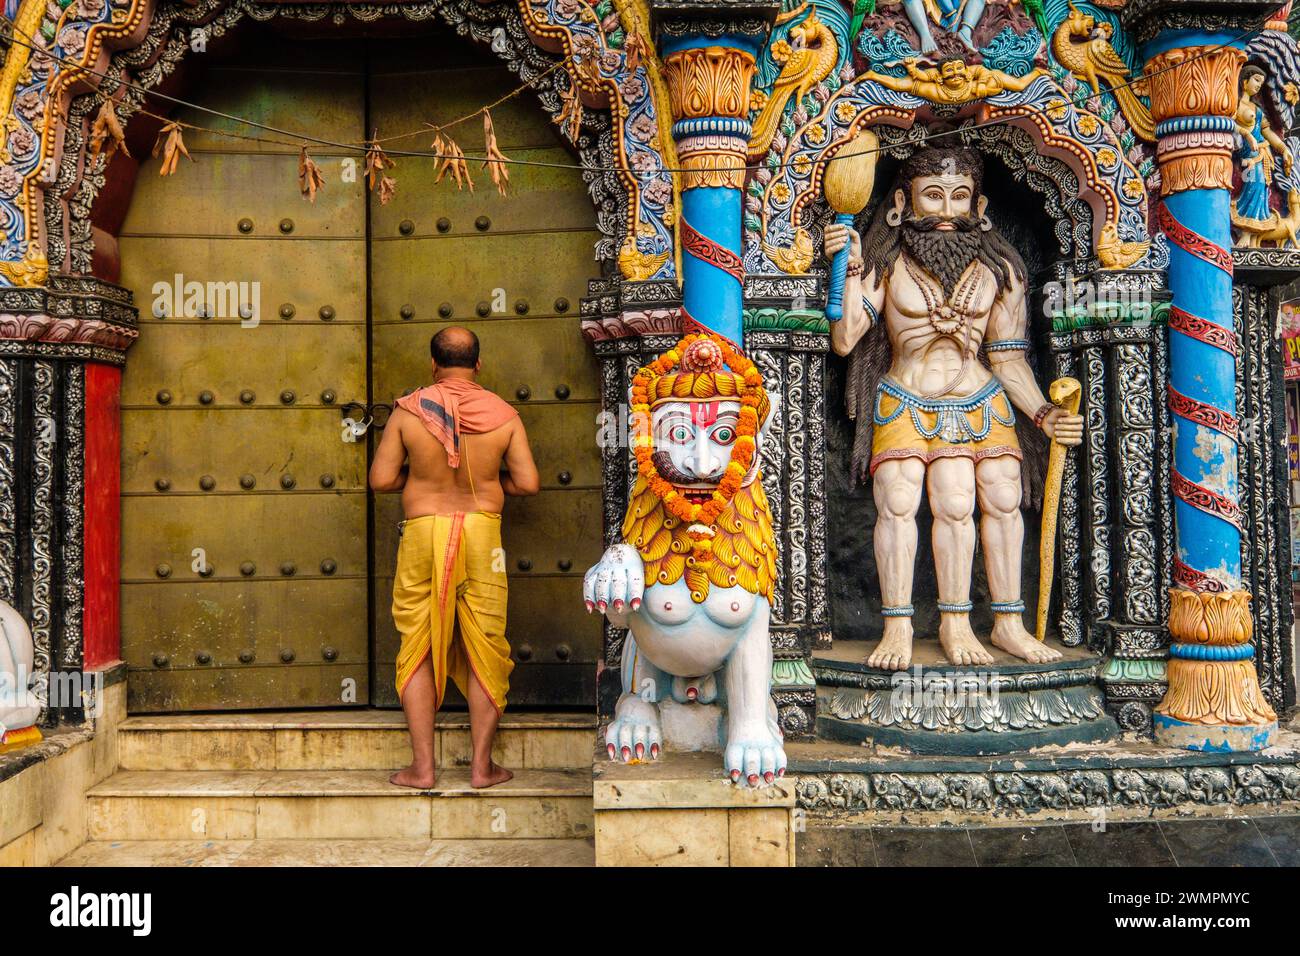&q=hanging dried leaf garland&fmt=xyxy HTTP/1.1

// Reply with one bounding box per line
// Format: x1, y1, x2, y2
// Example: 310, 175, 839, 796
365, 132, 397, 204
623, 31, 646, 74
481, 110, 510, 198
90, 99, 130, 161
429, 125, 475, 193
558, 81, 582, 144
152, 121, 193, 176
298, 146, 325, 203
